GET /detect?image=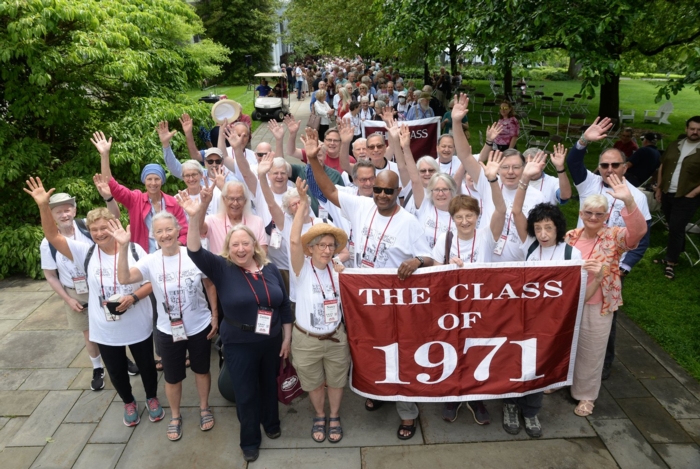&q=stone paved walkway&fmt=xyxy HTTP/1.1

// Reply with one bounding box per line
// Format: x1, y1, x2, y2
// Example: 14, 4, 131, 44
1, 96, 699, 468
